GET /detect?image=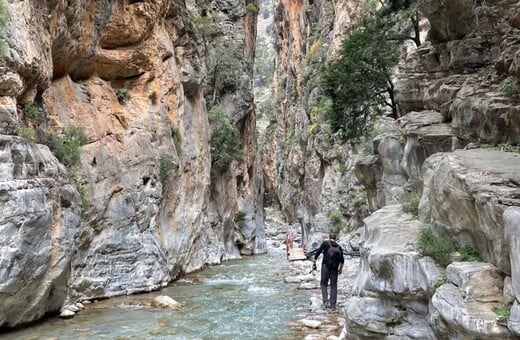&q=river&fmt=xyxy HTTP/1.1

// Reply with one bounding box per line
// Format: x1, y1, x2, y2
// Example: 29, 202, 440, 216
1, 246, 315, 340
